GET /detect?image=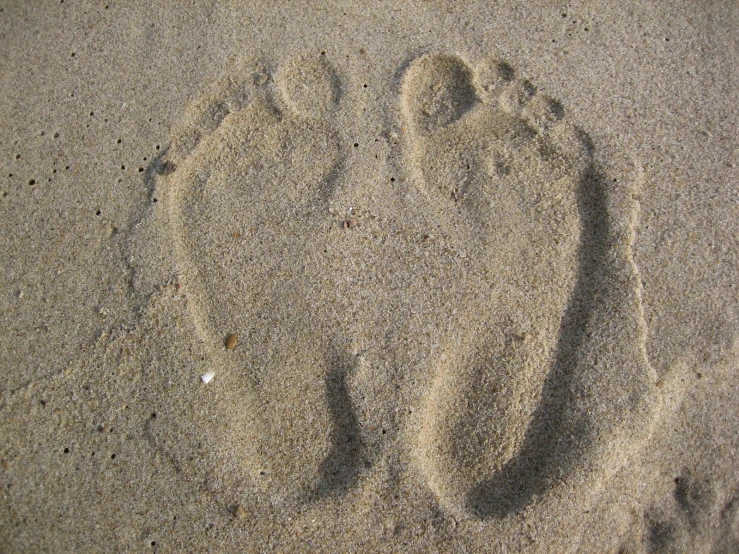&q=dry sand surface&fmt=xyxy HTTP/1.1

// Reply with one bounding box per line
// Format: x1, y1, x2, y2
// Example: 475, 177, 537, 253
0, 1, 737, 552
